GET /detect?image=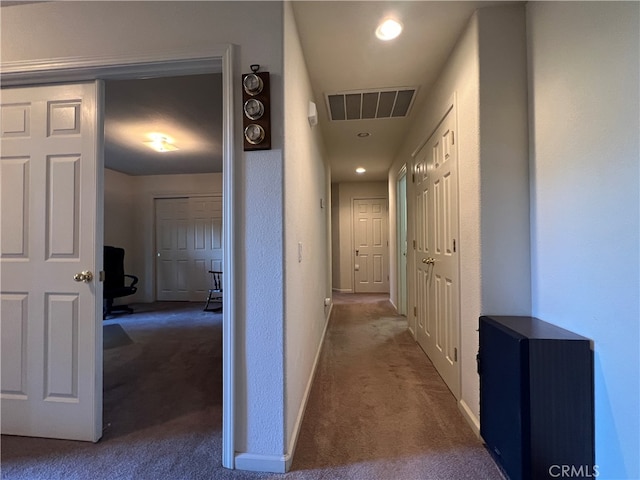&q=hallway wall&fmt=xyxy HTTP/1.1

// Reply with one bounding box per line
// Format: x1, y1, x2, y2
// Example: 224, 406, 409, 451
283, 2, 332, 471
527, 3, 639, 478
